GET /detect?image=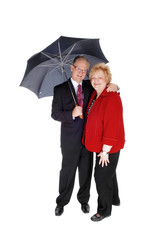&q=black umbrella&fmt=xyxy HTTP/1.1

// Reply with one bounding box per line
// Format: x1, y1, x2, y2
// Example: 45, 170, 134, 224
20, 36, 108, 98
